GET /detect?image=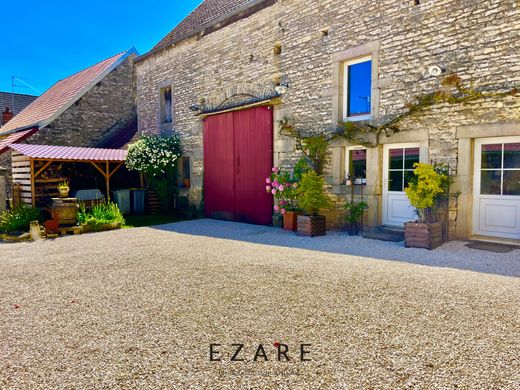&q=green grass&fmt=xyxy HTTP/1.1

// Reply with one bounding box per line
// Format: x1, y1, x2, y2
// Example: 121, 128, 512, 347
123, 214, 180, 228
